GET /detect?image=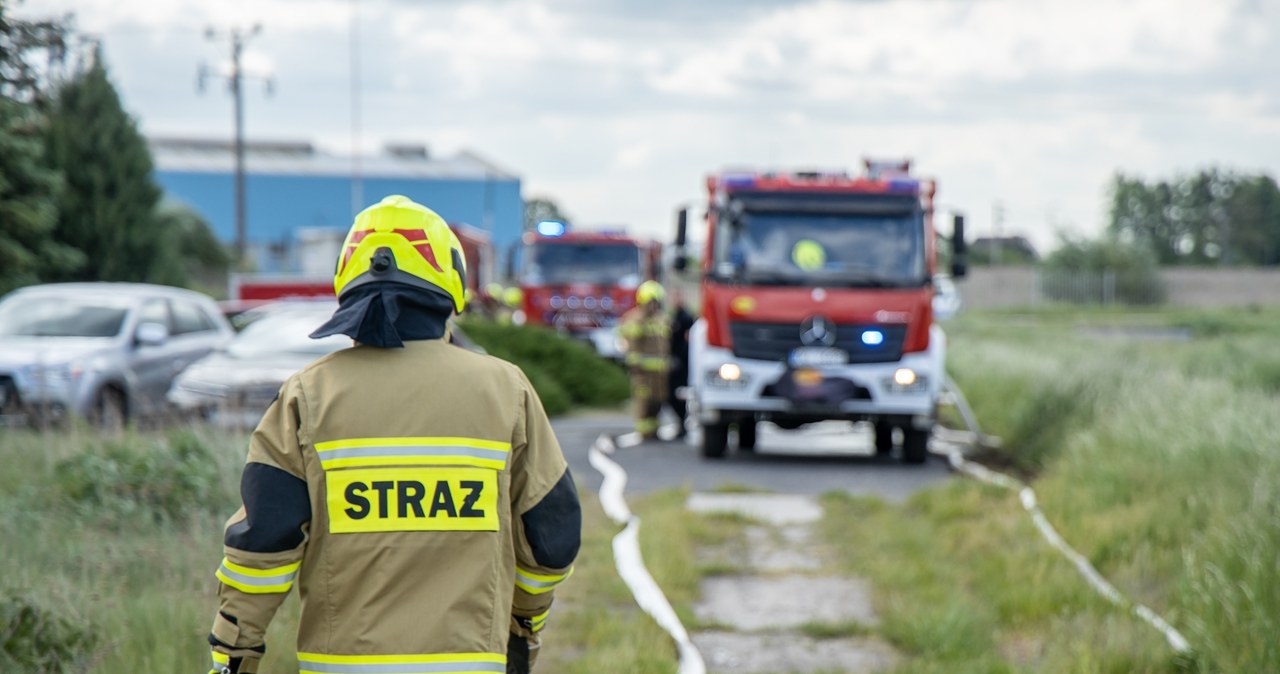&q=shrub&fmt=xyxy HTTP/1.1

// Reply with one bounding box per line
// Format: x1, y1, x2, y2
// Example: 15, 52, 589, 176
0, 595, 94, 673
1040, 235, 1166, 305
459, 320, 630, 412
53, 431, 225, 521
